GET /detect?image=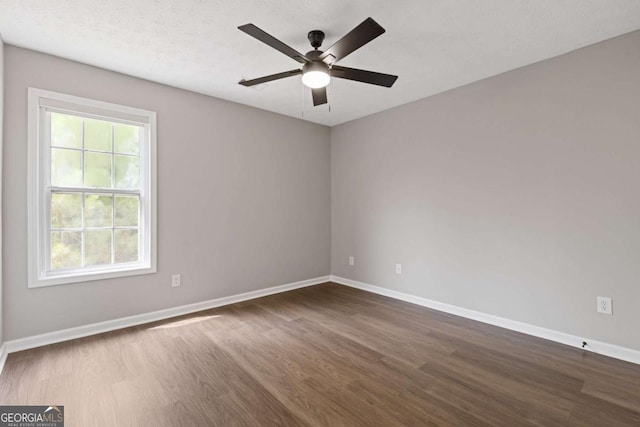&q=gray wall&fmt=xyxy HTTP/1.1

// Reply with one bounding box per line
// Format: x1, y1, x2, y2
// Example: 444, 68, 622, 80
331, 30, 640, 350
3, 46, 331, 341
